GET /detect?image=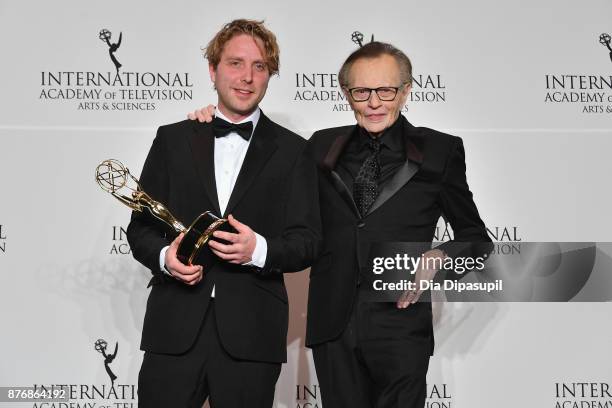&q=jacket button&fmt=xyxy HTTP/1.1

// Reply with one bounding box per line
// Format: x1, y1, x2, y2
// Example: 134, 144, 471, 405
357, 221, 365, 228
